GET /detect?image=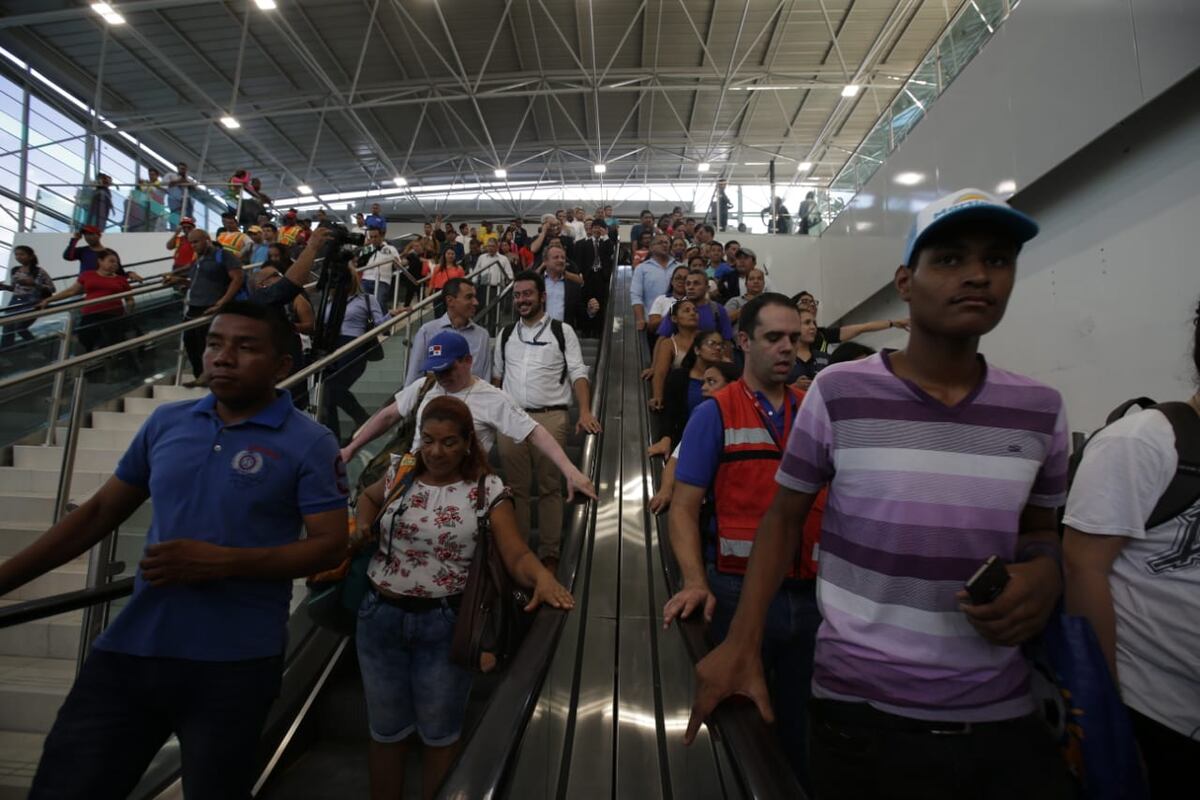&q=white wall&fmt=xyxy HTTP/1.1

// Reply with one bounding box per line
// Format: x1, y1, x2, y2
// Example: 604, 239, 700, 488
7, 231, 183, 284
838, 71, 1200, 433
